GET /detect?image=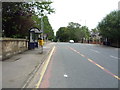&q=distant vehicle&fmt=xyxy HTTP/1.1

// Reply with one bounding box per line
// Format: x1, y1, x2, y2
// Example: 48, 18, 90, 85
69, 40, 74, 43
